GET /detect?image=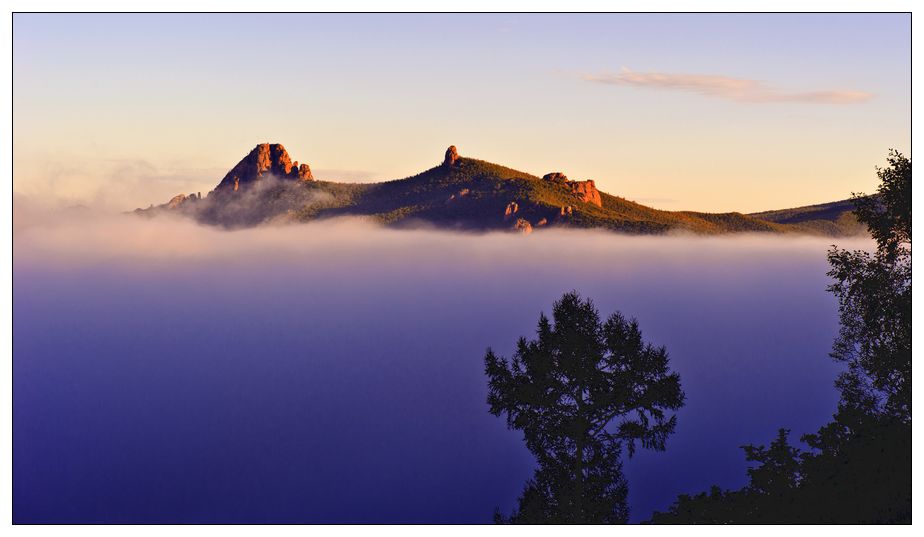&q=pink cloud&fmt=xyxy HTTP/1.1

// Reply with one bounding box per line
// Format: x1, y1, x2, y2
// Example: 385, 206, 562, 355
584, 68, 873, 104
